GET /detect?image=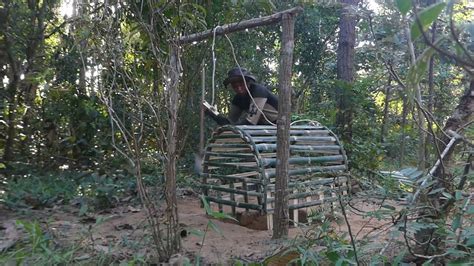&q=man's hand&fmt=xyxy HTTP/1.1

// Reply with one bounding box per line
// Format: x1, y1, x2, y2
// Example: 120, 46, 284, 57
203, 101, 230, 125
202, 101, 219, 116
